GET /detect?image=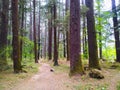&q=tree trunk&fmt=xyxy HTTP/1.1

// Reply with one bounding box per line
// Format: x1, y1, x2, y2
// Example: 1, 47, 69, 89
66, 0, 70, 61
63, 32, 66, 58
12, 0, 22, 73
82, 0, 88, 59
44, 21, 47, 59
53, 1, 59, 66
19, 0, 25, 61
70, 0, 84, 76
111, 0, 120, 62
29, 1, 33, 41
38, 1, 41, 60
0, 0, 9, 69
48, 7, 53, 60
85, 0, 100, 69
33, 0, 38, 63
